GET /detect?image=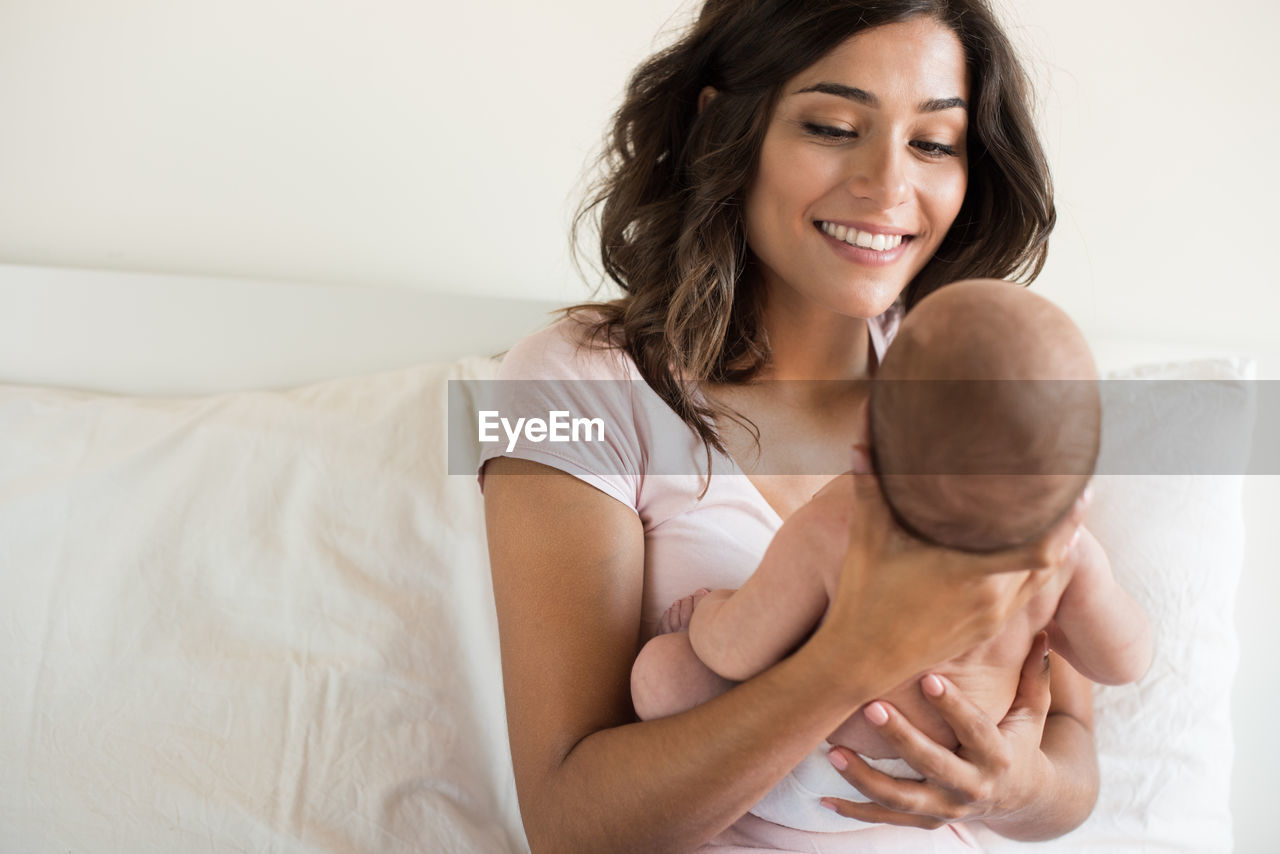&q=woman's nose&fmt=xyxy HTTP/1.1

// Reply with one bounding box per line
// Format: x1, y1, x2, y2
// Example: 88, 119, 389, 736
846, 142, 909, 209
